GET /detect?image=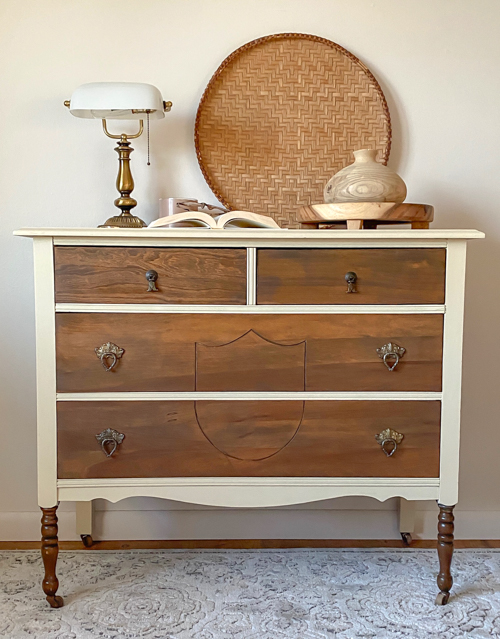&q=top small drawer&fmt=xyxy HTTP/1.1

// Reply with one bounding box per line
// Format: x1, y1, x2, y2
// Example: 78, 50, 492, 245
54, 247, 247, 304
257, 248, 446, 305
